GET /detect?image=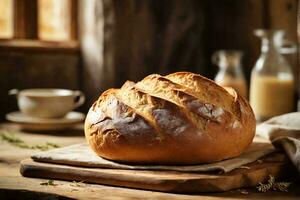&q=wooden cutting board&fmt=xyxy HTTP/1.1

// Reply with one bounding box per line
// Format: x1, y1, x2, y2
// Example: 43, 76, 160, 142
20, 152, 294, 193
